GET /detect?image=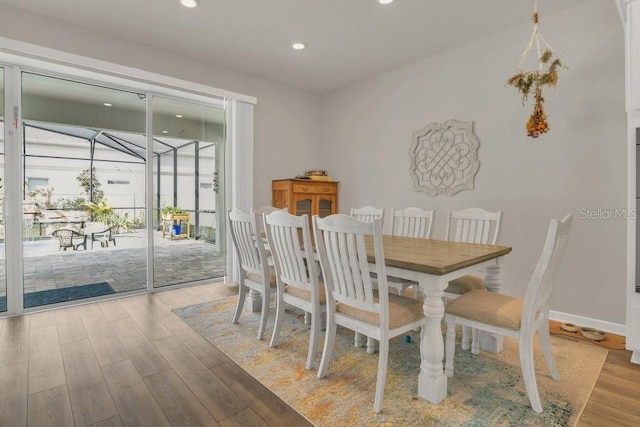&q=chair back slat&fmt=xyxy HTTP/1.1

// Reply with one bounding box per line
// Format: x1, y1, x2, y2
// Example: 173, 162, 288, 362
252, 205, 287, 216
390, 207, 434, 239
350, 206, 384, 224
229, 209, 265, 275
314, 214, 387, 315
522, 214, 573, 327
446, 208, 502, 245
264, 211, 318, 293
480, 220, 490, 243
